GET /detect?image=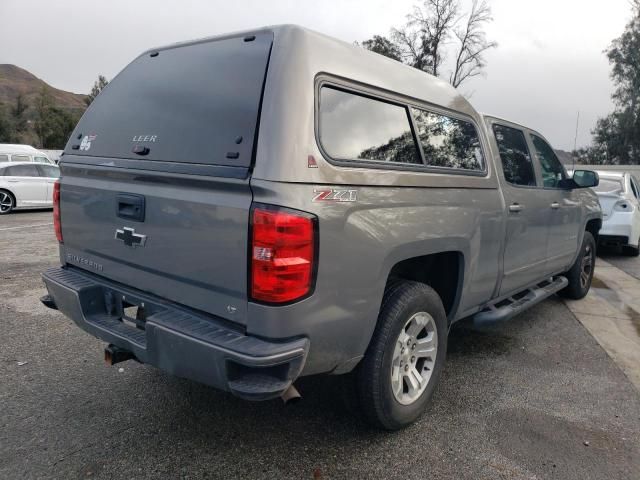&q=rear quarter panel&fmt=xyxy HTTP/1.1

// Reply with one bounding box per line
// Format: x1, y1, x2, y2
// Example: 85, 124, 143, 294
249, 180, 504, 375
247, 26, 506, 374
